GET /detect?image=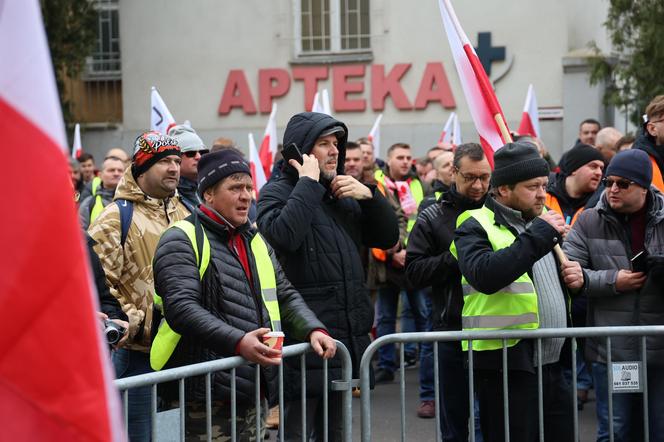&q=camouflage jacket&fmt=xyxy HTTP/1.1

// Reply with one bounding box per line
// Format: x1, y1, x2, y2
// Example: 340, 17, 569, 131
88, 167, 190, 352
